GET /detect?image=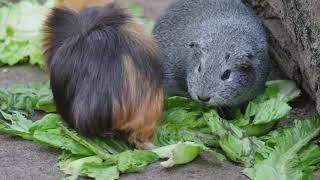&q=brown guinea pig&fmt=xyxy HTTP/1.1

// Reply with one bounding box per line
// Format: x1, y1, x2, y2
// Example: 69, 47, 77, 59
43, 0, 163, 149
